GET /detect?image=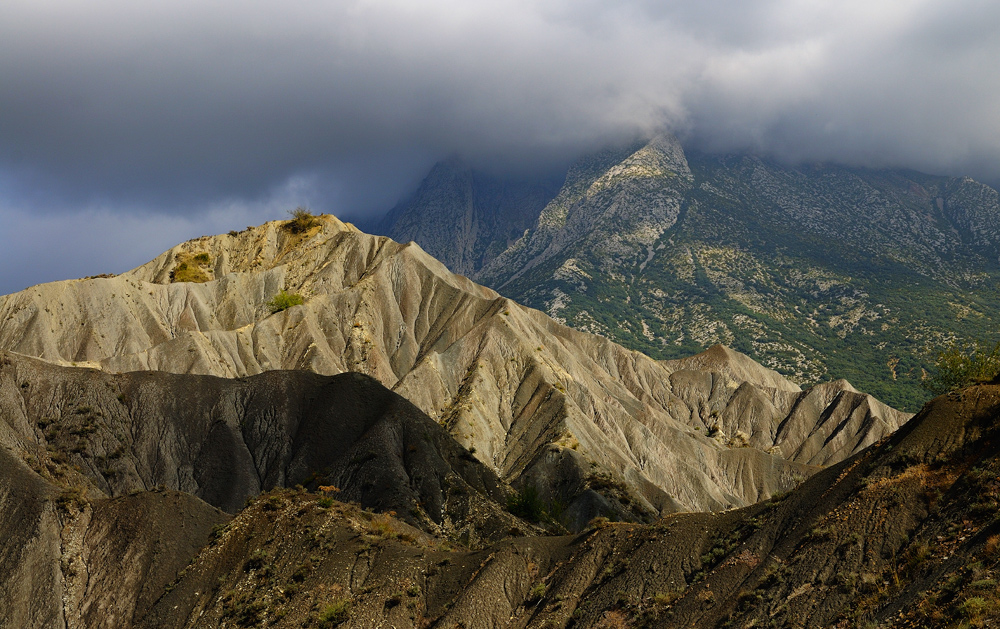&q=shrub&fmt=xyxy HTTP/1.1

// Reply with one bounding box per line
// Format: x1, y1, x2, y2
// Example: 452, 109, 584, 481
595, 610, 631, 629
221, 593, 266, 627
317, 598, 351, 626
528, 582, 547, 602
365, 513, 397, 539
170, 251, 212, 283
56, 487, 86, 512
507, 485, 546, 522
652, 590, 681, 606
285, 207, 320, 234
958, 596, 992, 622
291, 561, 312, 583
209, 523, 228, 541
268, 290, 304, 313
923, 339, 1000, 394
244, 549, 268, 571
